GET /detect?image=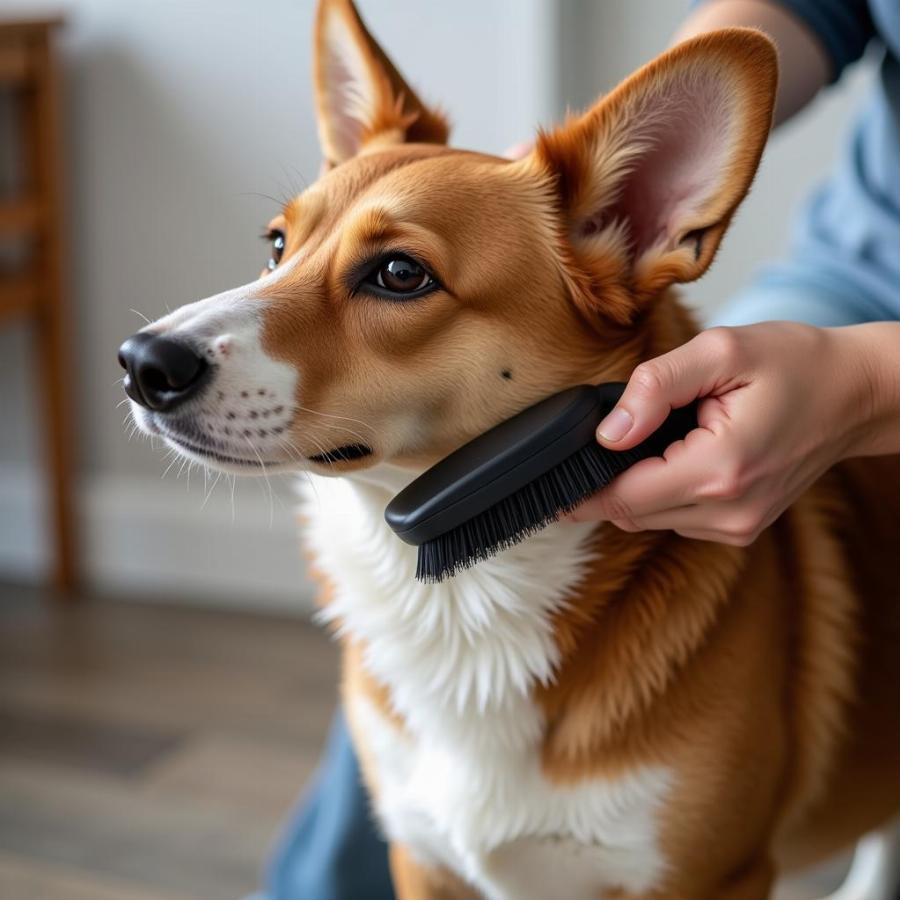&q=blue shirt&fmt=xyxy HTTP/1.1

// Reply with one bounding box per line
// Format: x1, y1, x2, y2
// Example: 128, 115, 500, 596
710, 0, 900, 327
